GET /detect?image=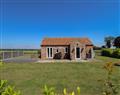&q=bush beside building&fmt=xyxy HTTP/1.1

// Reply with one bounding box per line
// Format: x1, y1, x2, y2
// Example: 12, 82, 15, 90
101, 48, 120, 58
